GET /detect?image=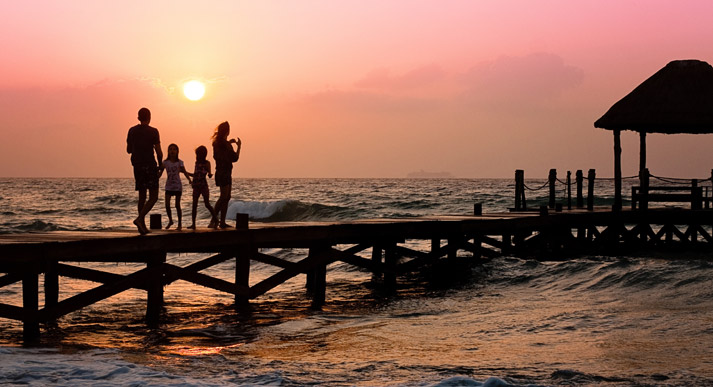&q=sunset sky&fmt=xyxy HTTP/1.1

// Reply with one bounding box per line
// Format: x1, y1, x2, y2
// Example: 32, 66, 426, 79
2, 0, 713, 178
